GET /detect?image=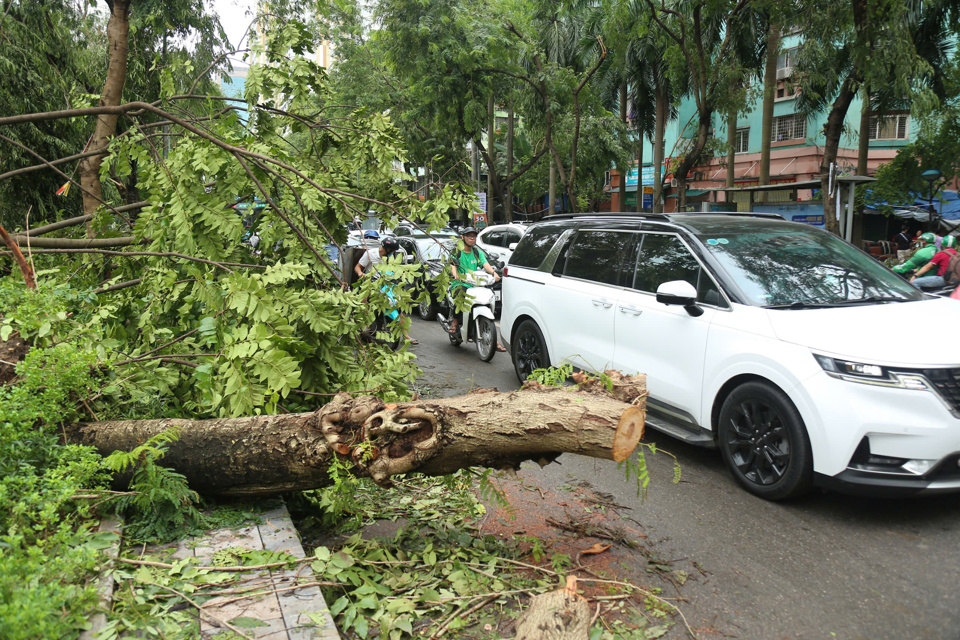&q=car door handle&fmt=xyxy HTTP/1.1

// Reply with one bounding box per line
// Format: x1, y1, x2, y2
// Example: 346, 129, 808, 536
591, 299, 613, 308
619, 305, 643, 315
